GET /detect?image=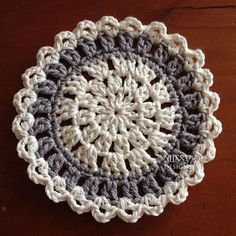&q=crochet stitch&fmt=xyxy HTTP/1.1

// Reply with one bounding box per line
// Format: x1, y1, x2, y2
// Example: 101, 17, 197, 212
12, 16, 222, 223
